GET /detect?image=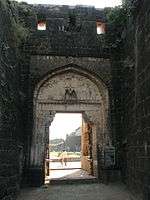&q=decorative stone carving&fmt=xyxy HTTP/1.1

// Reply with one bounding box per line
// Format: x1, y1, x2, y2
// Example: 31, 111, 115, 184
37, 72, 102, 104
64, 87, 77, 103
44, 111, 56, 127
